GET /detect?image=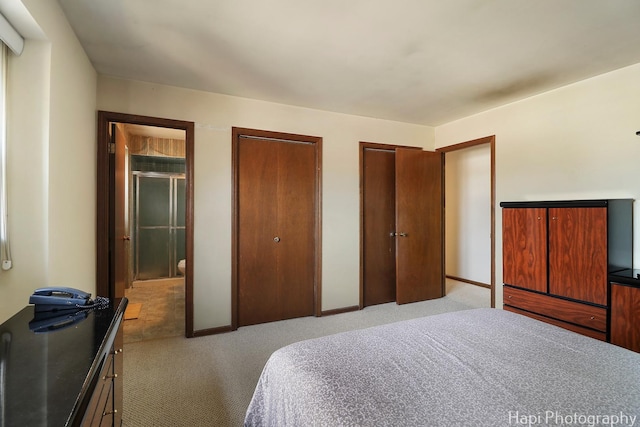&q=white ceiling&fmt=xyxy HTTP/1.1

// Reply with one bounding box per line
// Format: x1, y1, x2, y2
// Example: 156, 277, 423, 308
57, 0, 640, 126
